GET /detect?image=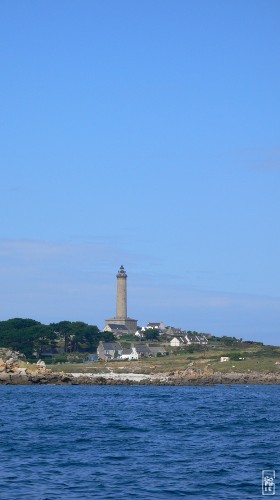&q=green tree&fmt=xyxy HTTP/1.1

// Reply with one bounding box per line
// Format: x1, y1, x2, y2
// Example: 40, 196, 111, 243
50, 321, 113, 352
0, 318, 56, 358
0, 318, 115, 358
50, 321, 73, 352
144, 329, 160, 341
